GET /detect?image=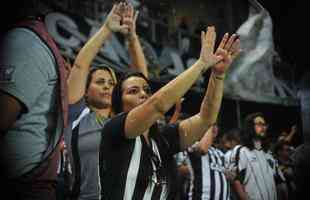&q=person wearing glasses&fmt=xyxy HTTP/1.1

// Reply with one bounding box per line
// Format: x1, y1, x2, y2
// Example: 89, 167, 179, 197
99, 27, 241, 199
226, 112, 286, 200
